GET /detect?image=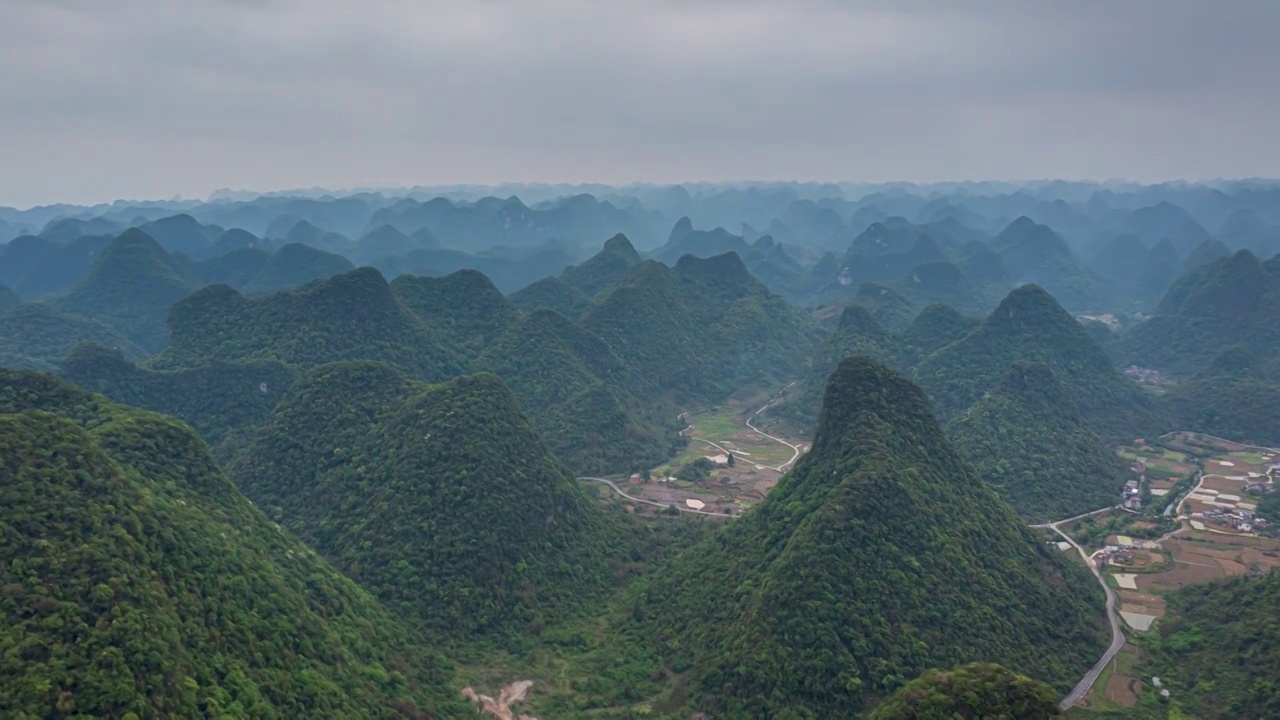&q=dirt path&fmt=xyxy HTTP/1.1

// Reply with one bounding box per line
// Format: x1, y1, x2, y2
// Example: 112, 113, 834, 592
578, 476, 735, 518
461, 680, 539, 720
